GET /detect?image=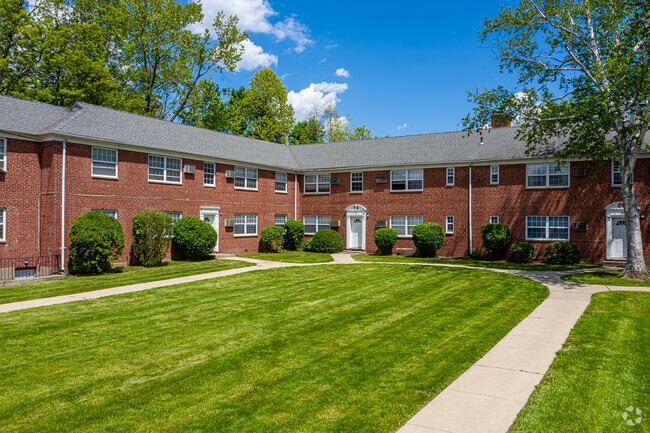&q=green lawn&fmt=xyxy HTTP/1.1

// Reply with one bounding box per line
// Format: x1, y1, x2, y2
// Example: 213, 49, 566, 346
510, 291, 649, 432
563, 270, 650, 287
0, 259, 252, 305
238, 251, 334, 263
0, 264, 547, 433
353, 254, 596, 271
